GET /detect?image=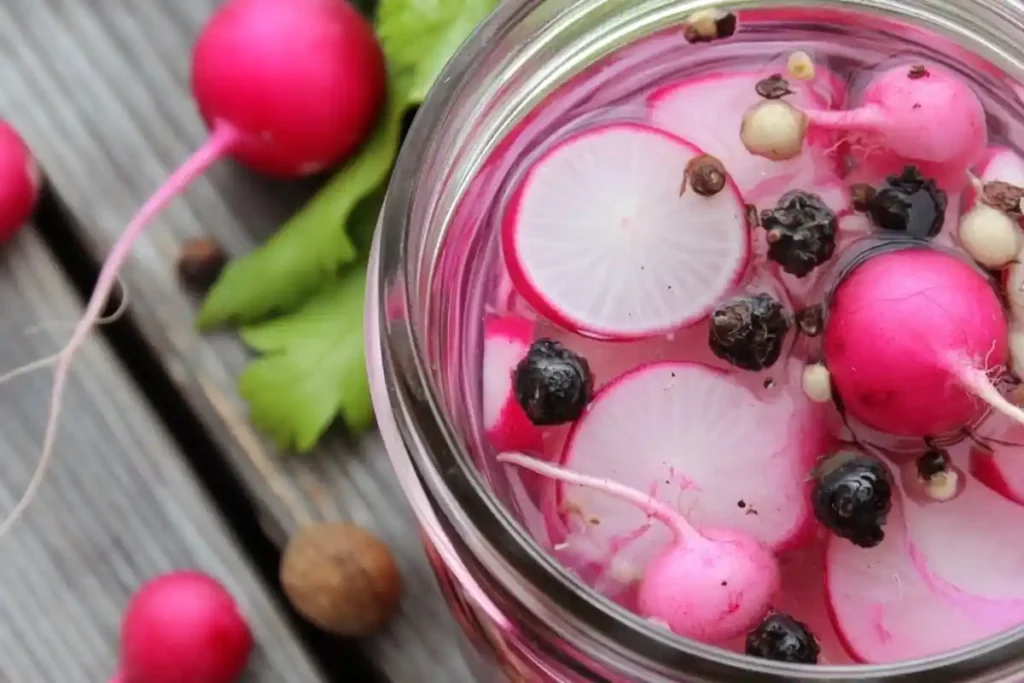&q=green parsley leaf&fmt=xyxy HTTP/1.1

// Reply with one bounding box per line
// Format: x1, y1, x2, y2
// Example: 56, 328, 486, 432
197, 0, 498, 329
377, 0, 498, 103
196, 90, 404, 330
237, 266, 372, 452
